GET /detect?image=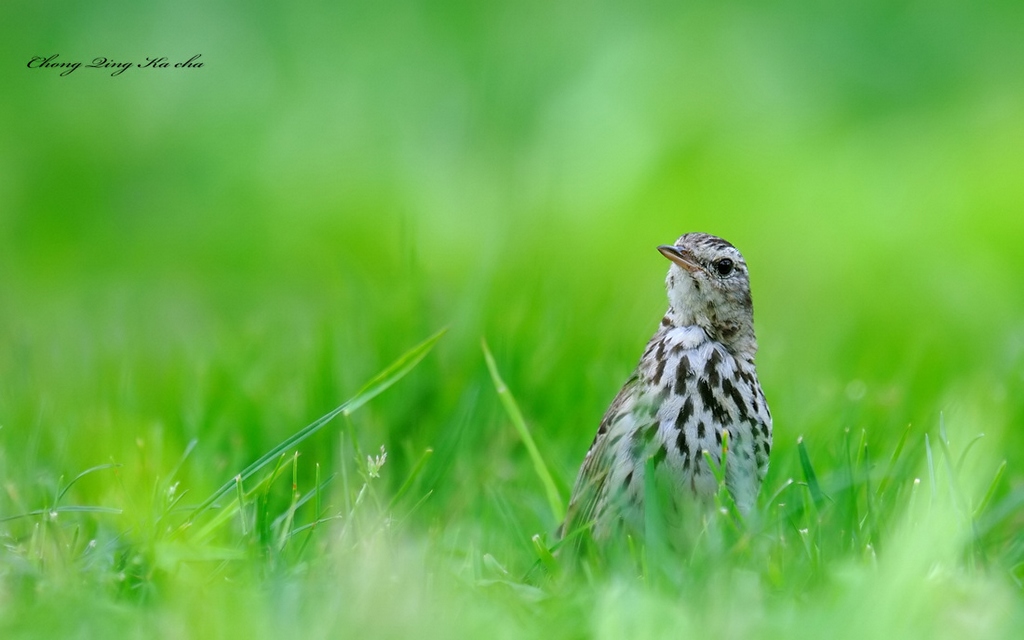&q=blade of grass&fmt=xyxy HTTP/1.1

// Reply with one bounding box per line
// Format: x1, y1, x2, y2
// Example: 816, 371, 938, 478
271, 453, 303, 548
766, 478, 796, 507
388, 489, 435, 536
925, 434, 938, 504
189, 451, 308, 543
841, 428, 859, 549
531, 534, 559, 574
271, 471, 336, 532
183, 327, 446, 525
482, 339, 565, 523
861, 436, 877, 550
972, 460, 1006, 520
702, 431, 742, 526
342, 327, 447, 417
934, 415, 965, 511
644, 456, 667, 568
315, 463, 322, 524
972, 484, 1024, 539
0, 506, 123, 523
876, 423, 912, 498
56, 463, 123, 503
343, 413, 366, 476
388, 447, 434, 509
234, 475, 248, 536
797, 437, 824, 508
854, 428, 867, 471
907, 477, 922, 522
166, 438, 199, 485
288, 515, 345, 538
256, 453, 292, 543
956, 434, 987, 474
